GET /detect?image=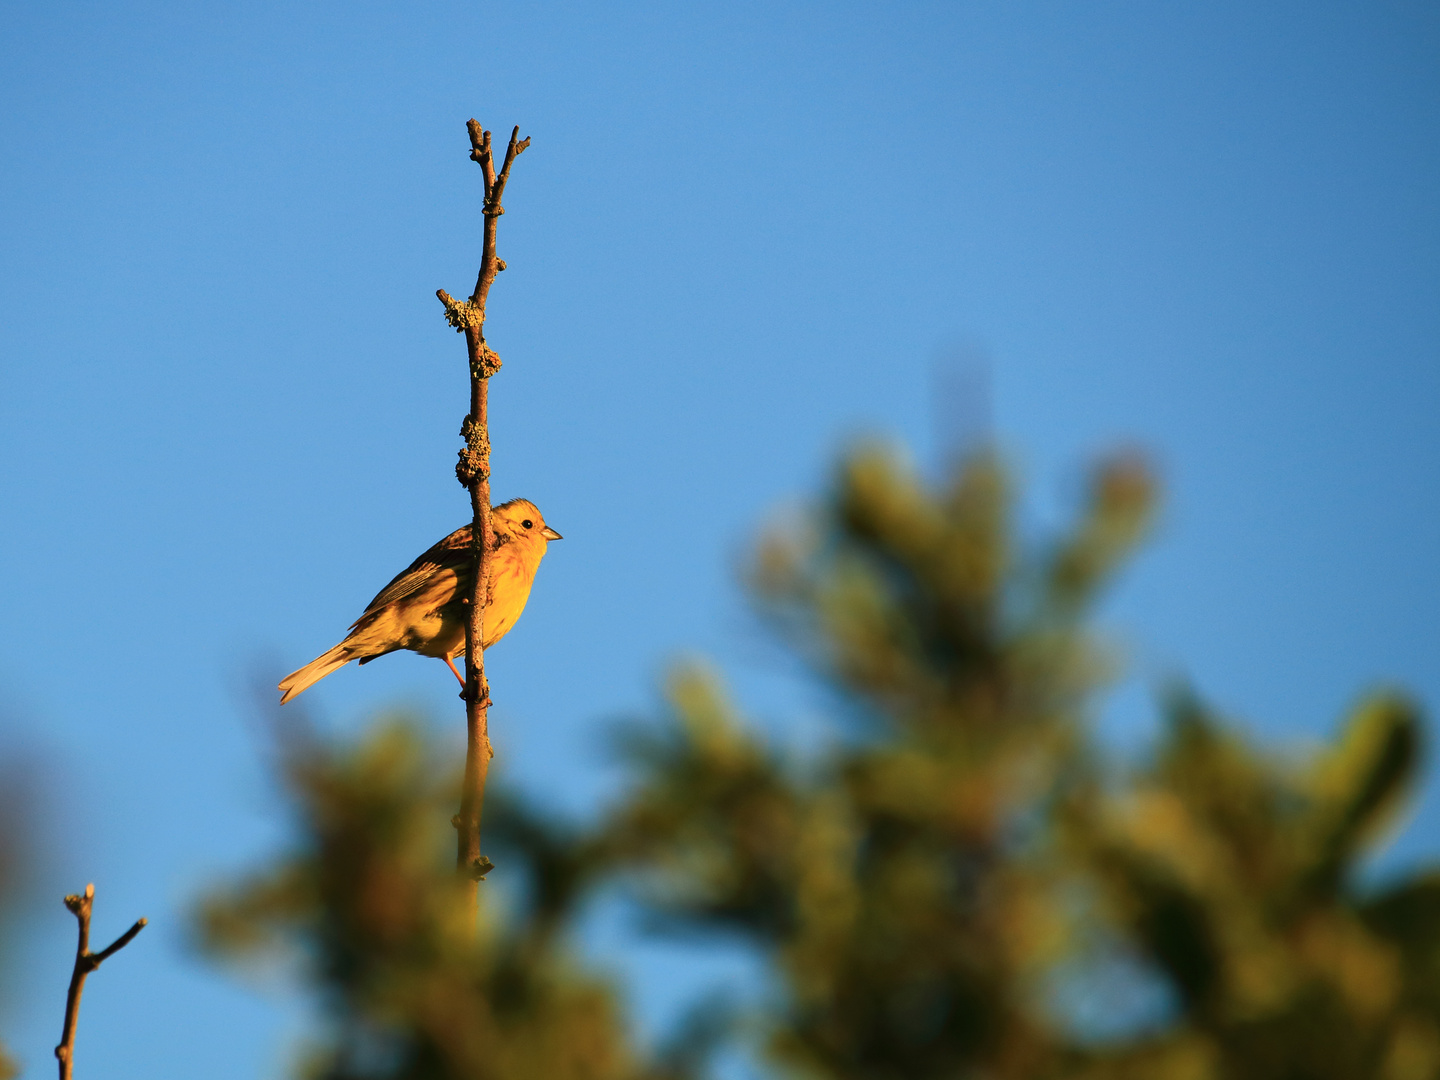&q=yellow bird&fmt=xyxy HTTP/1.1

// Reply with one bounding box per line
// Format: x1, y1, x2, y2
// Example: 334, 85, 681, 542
278, 498, 561, 704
